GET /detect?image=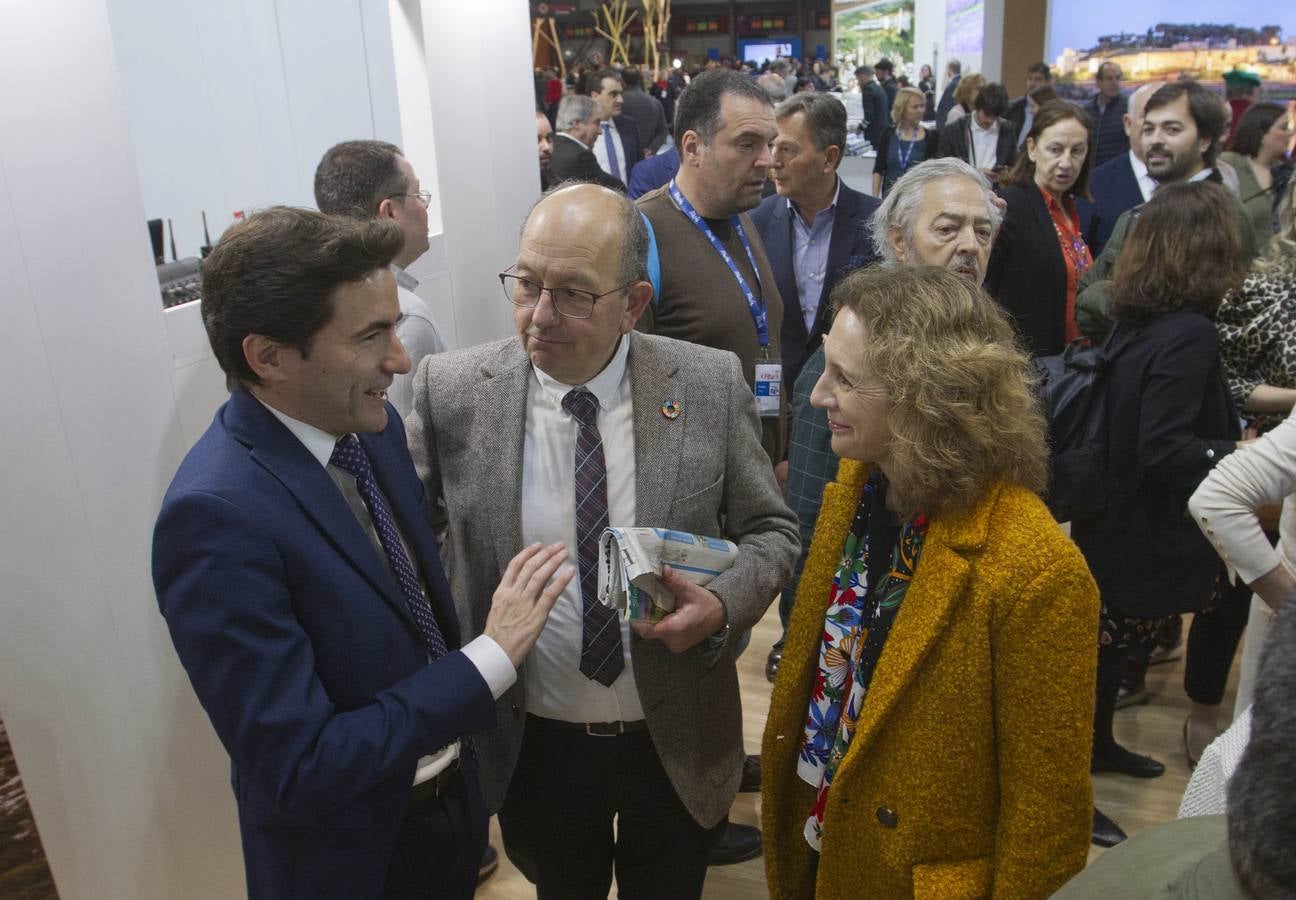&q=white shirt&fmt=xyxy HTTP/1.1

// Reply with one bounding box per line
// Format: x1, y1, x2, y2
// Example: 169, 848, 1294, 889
389, 264, 447, 420
969, 117, 1000, 170
521, 333, 644, 722
1129, 150, 1156, 203
256, 399, 516, 781
593, 120, 628, 182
